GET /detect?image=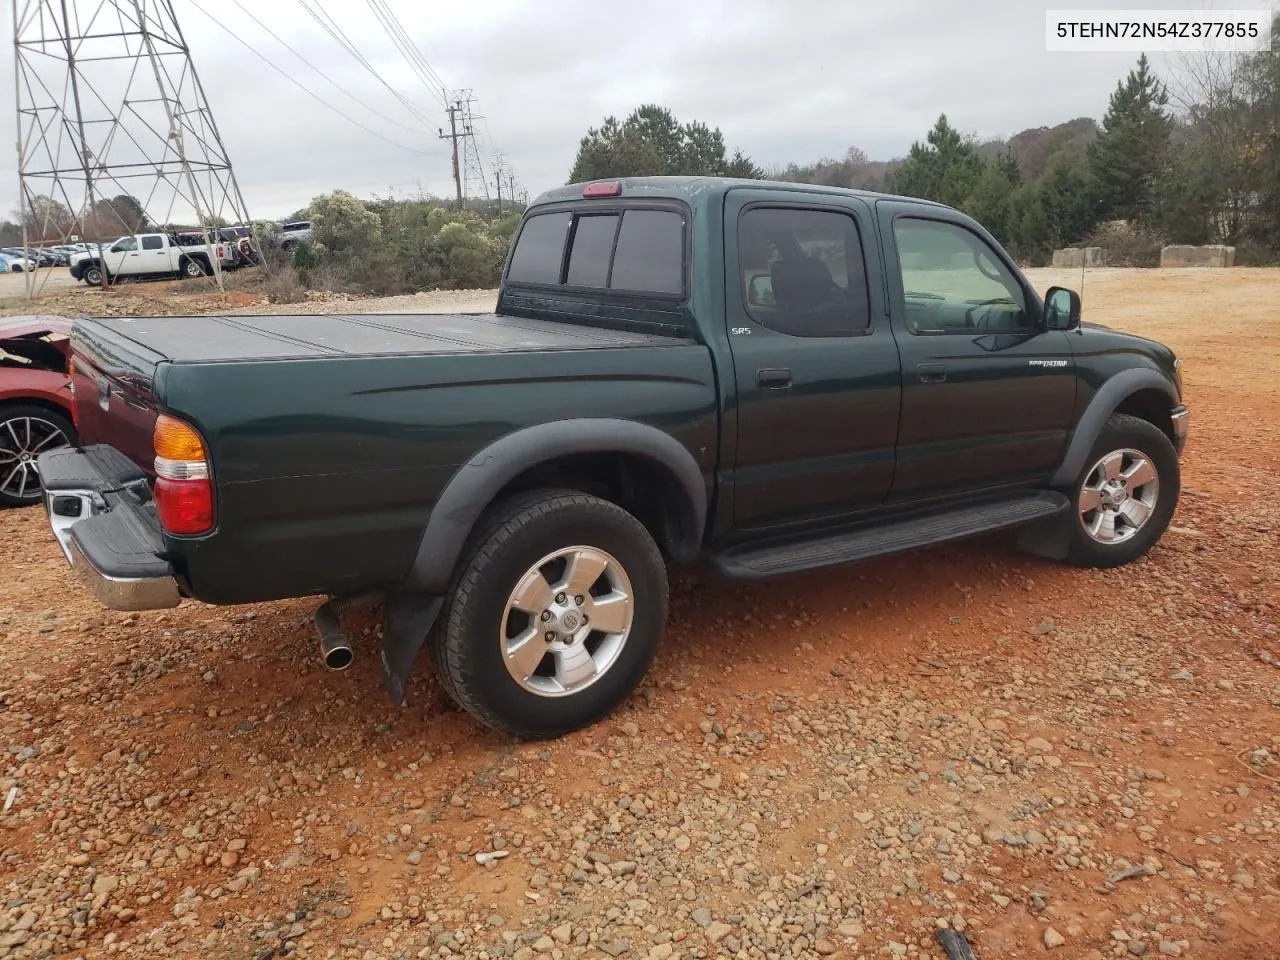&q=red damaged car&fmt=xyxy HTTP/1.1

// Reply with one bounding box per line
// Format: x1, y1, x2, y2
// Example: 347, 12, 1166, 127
0, 315, 78, 507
